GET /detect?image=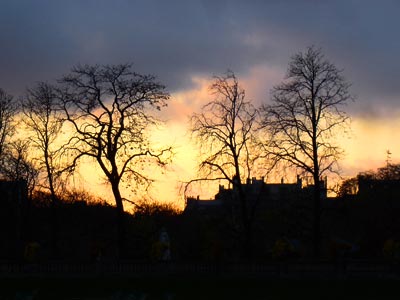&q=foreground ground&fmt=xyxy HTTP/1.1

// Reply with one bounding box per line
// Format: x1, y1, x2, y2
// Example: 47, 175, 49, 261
1, 277, 399, 299
1, 261, 400, 299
